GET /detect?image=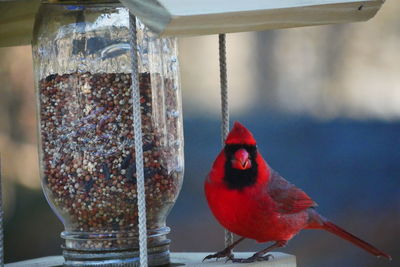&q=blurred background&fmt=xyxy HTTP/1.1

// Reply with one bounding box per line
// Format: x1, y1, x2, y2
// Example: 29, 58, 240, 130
1, 1, 399, 266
